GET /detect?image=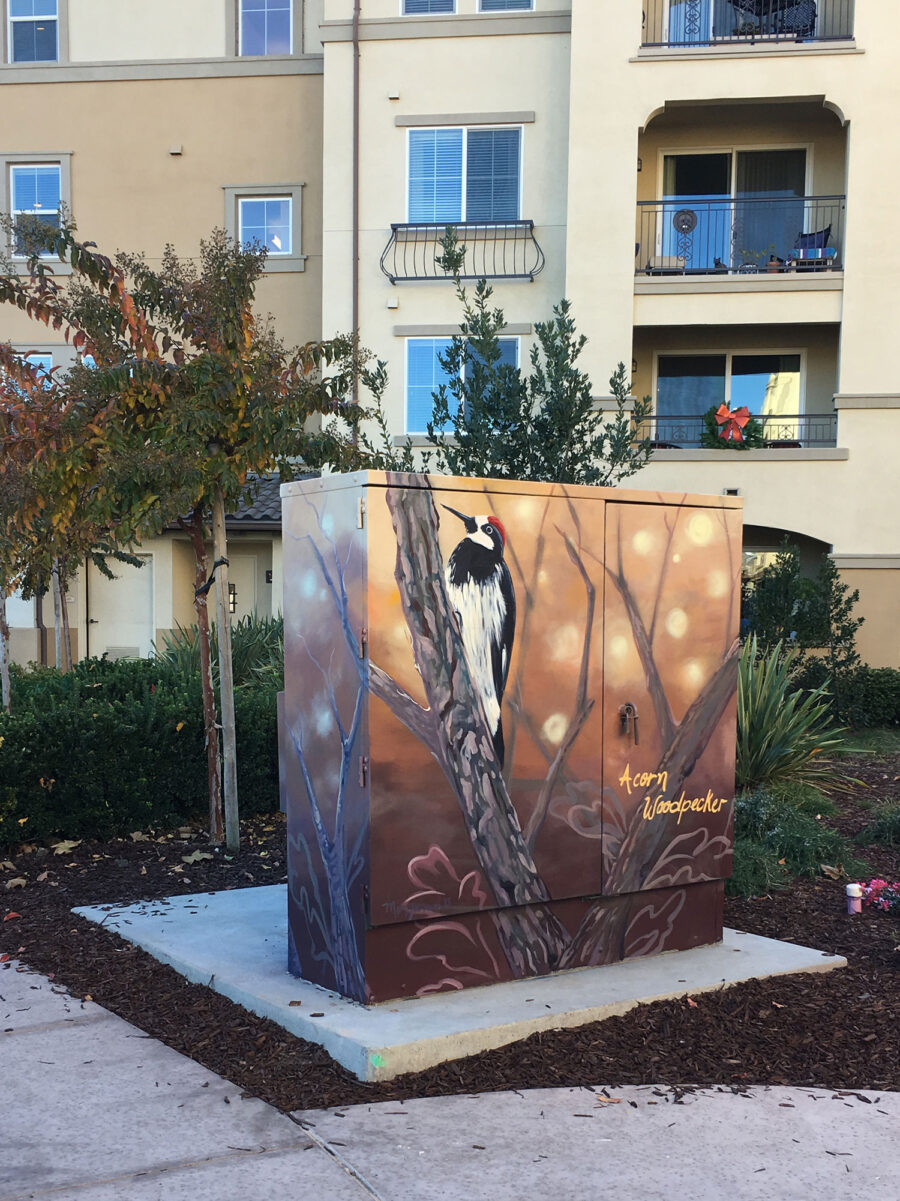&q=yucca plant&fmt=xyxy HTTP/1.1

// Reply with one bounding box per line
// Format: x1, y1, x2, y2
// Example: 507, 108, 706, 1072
736, 636, 856, 793
157, 615, 283, 689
